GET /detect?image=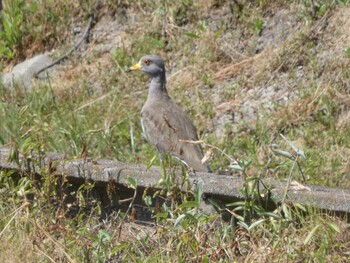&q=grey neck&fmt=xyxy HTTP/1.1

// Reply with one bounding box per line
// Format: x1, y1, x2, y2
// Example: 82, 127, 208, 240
148, 74, 169, 99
